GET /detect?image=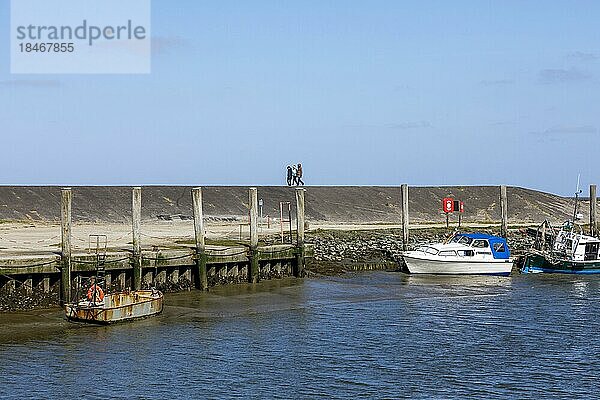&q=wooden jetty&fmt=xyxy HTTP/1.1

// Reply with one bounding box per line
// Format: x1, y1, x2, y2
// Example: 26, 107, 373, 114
0, 187, 312, 305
